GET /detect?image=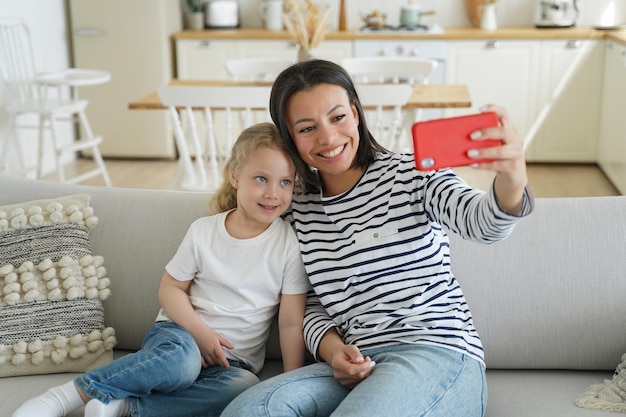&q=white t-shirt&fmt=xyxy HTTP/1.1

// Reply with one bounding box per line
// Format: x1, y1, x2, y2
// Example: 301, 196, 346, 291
155, 210, 310, 373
